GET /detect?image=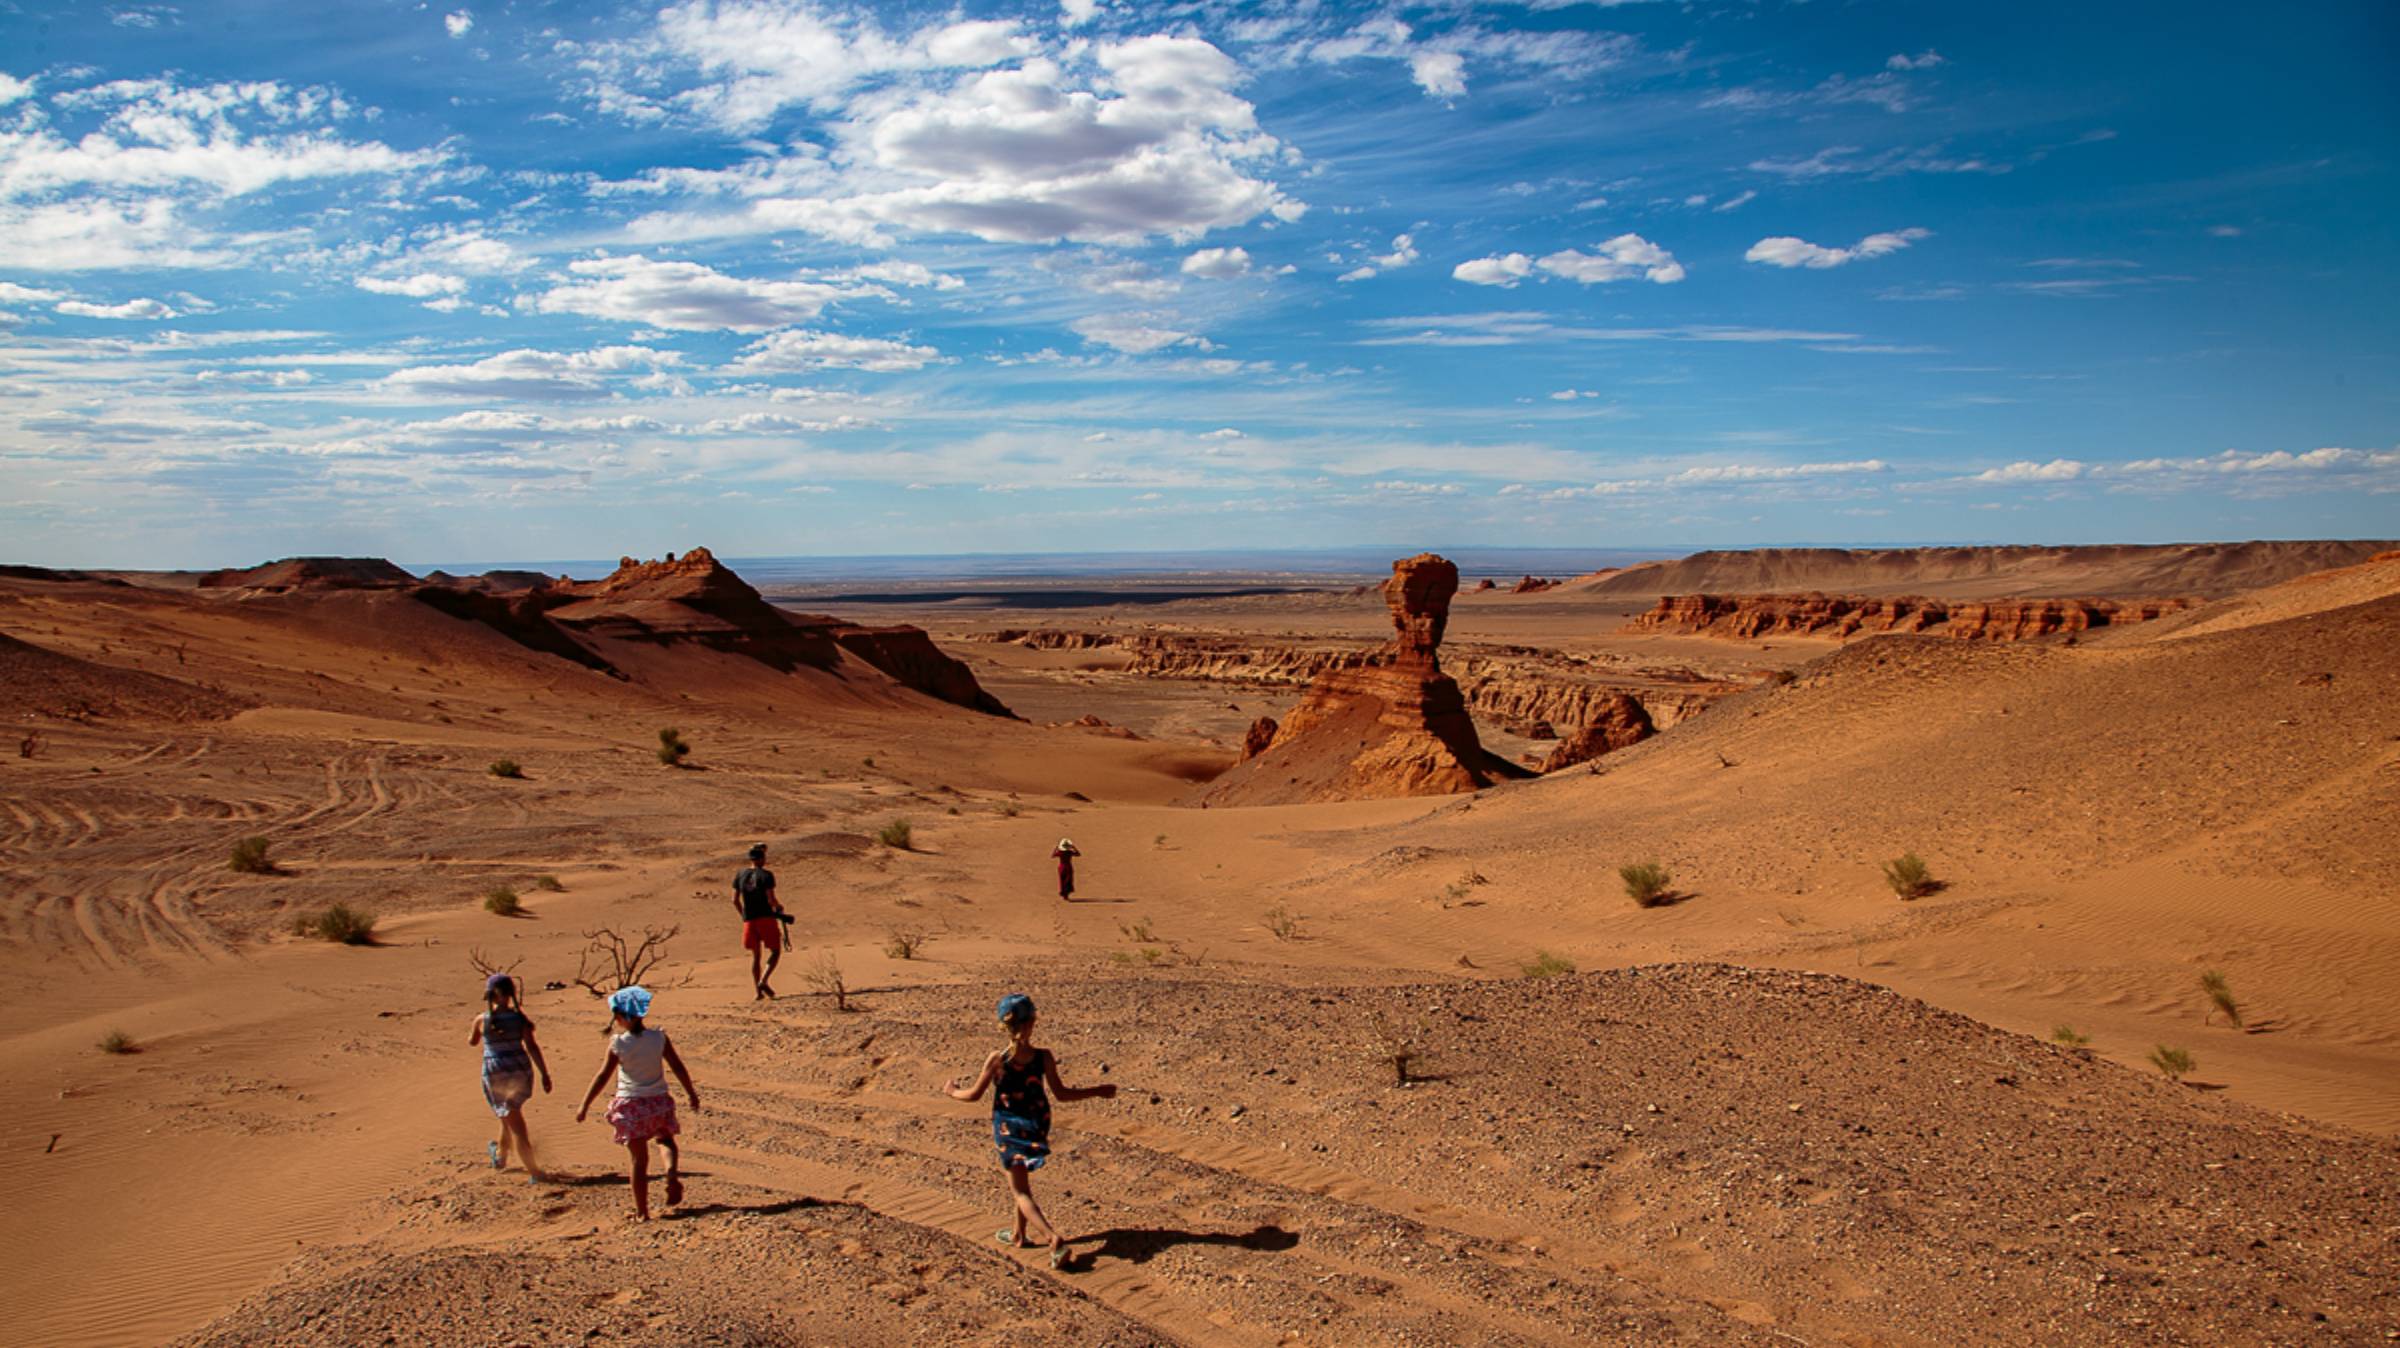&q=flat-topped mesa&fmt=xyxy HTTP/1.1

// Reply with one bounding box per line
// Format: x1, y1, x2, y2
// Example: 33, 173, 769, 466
1198, 553, 1525, 805
1626, 592, 2197, 642
197, 557, 417, 591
